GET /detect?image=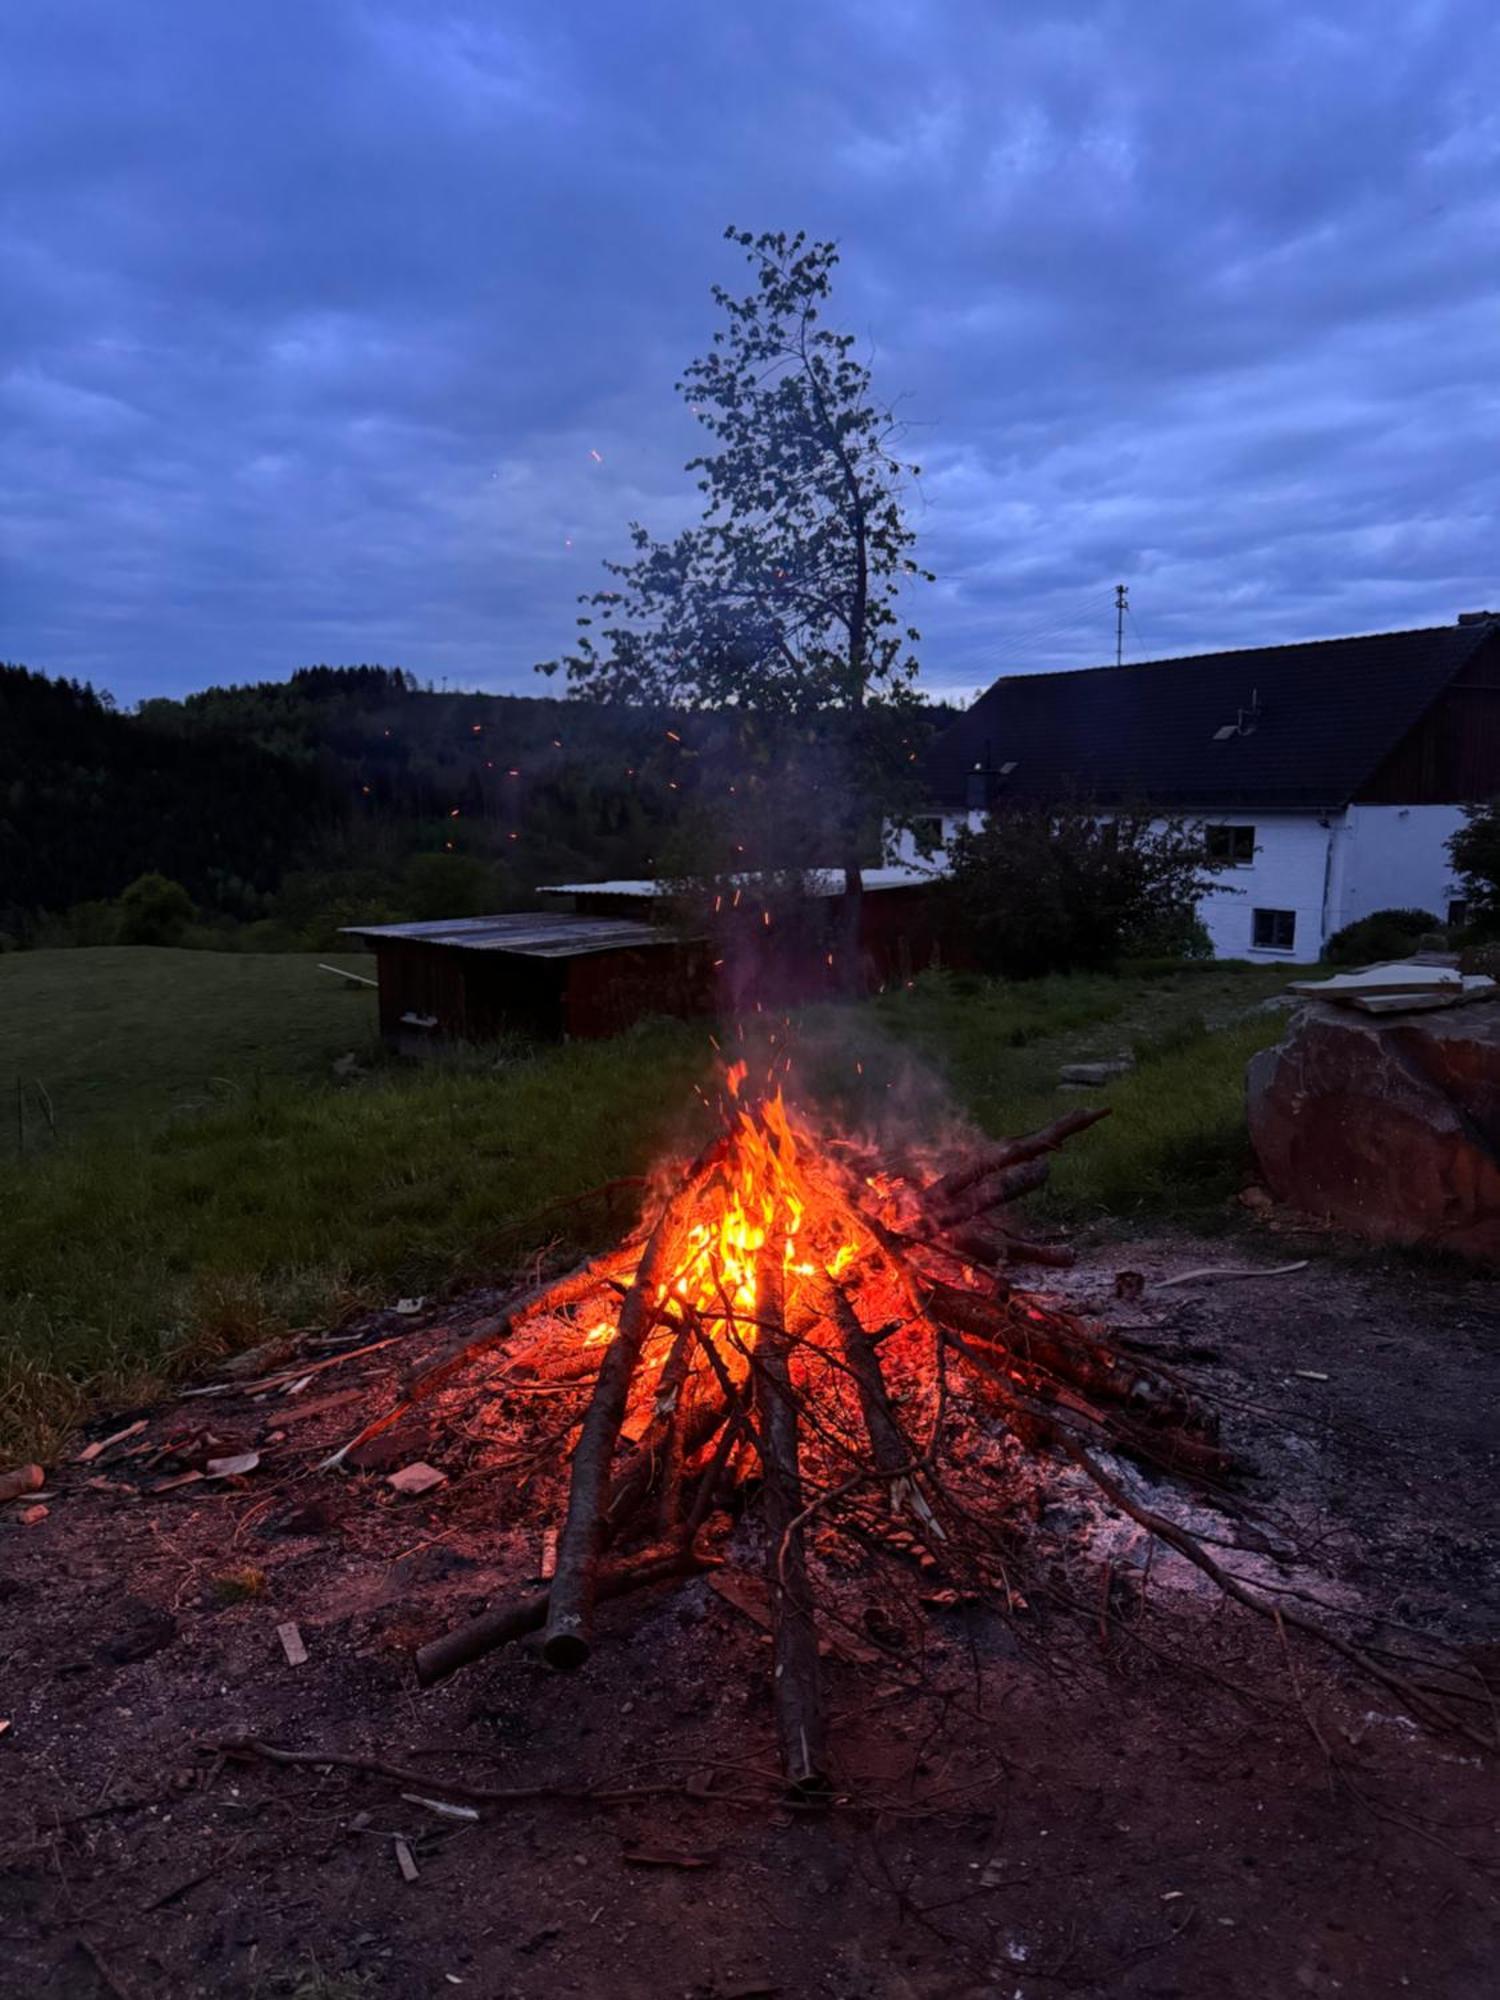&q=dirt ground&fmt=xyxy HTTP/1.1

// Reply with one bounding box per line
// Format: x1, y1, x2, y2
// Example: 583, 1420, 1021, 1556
3, 1232, 1498, 2000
